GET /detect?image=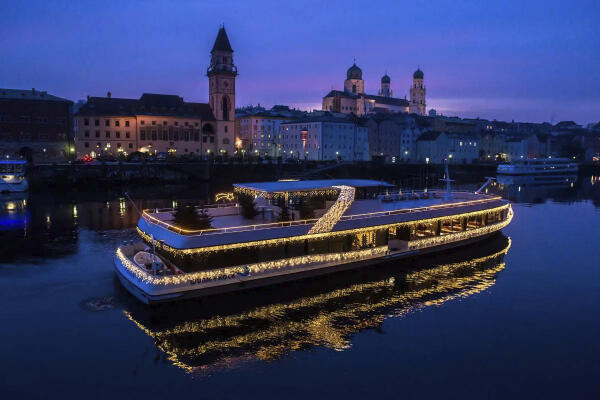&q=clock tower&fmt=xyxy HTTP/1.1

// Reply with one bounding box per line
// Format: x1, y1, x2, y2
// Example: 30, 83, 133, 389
208, 26, 237, 154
